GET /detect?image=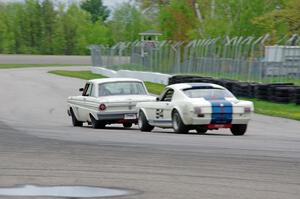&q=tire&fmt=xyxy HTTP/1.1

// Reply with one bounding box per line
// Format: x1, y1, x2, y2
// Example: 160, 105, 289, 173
70, 108, 83, 127
196, 127, 207, 134
138, 111, 154, 132
172, 110, 189, 134
90, 114, 105, 129
123, 123, 132, 128
230, 124, 247, 136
